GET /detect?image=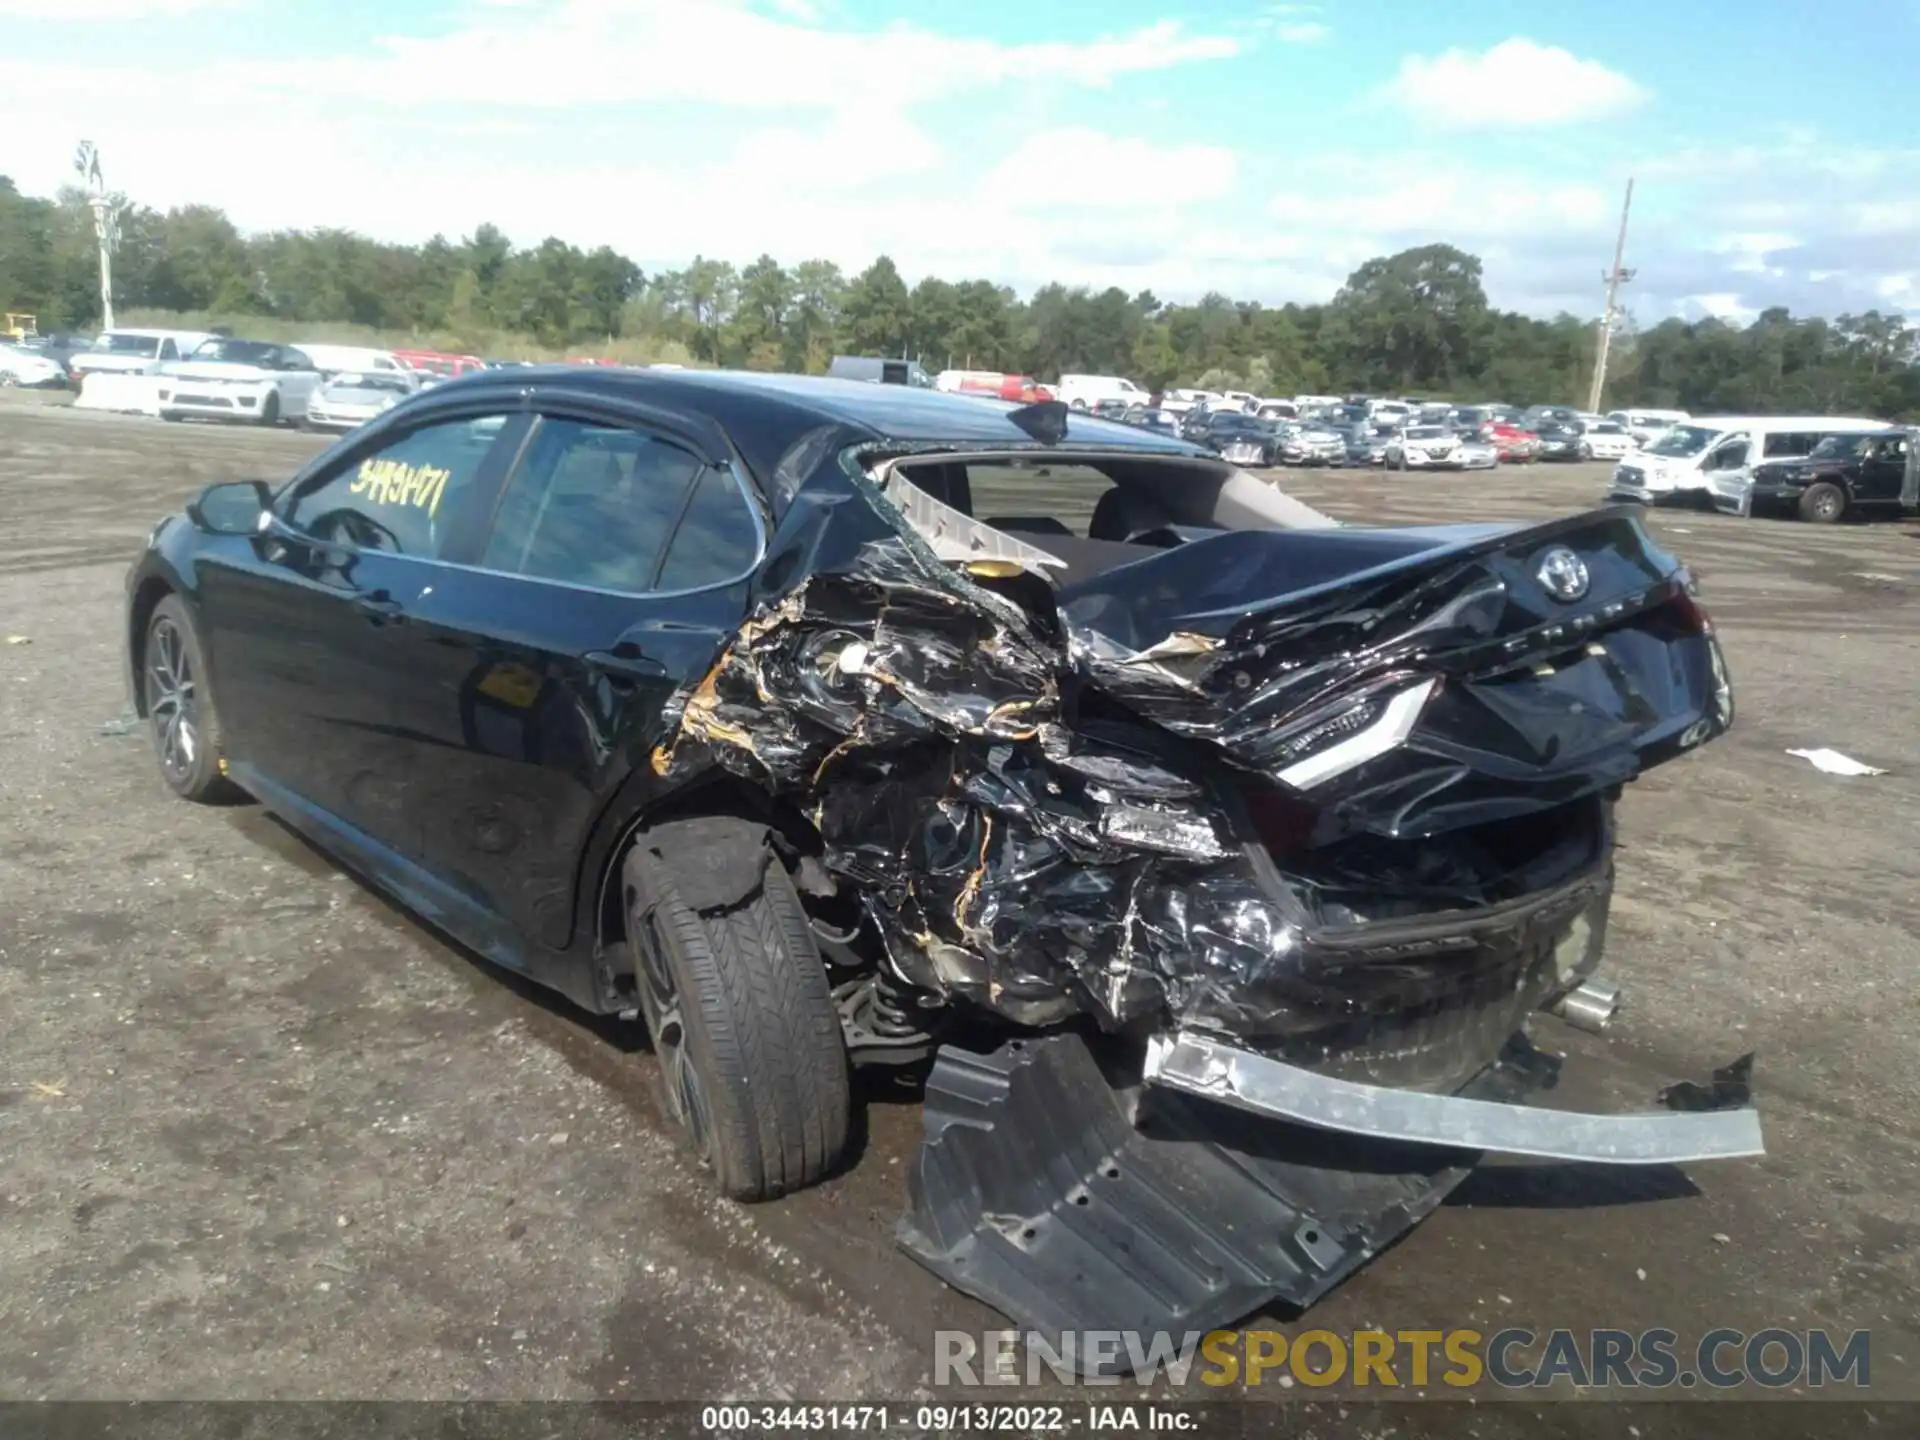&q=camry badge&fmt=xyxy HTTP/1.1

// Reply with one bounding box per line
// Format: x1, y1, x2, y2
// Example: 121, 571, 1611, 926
1536, 546, 1590, 602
